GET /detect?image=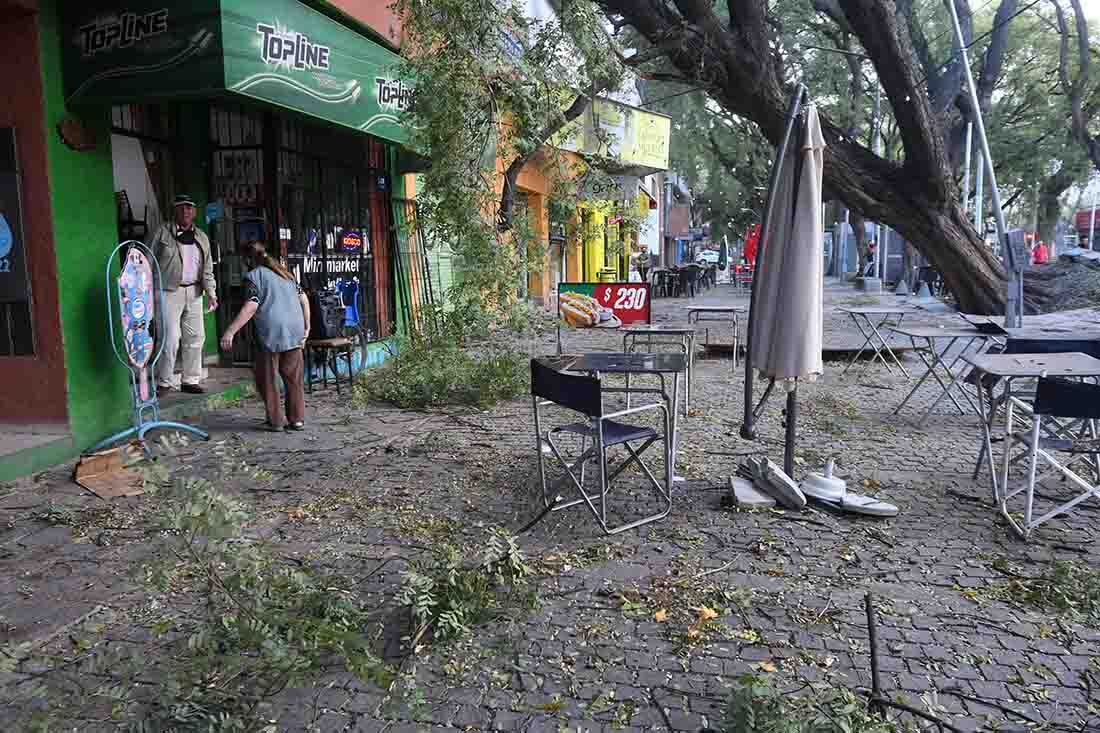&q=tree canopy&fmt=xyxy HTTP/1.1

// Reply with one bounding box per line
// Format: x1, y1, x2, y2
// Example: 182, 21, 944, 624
398, 0, 1100, 313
